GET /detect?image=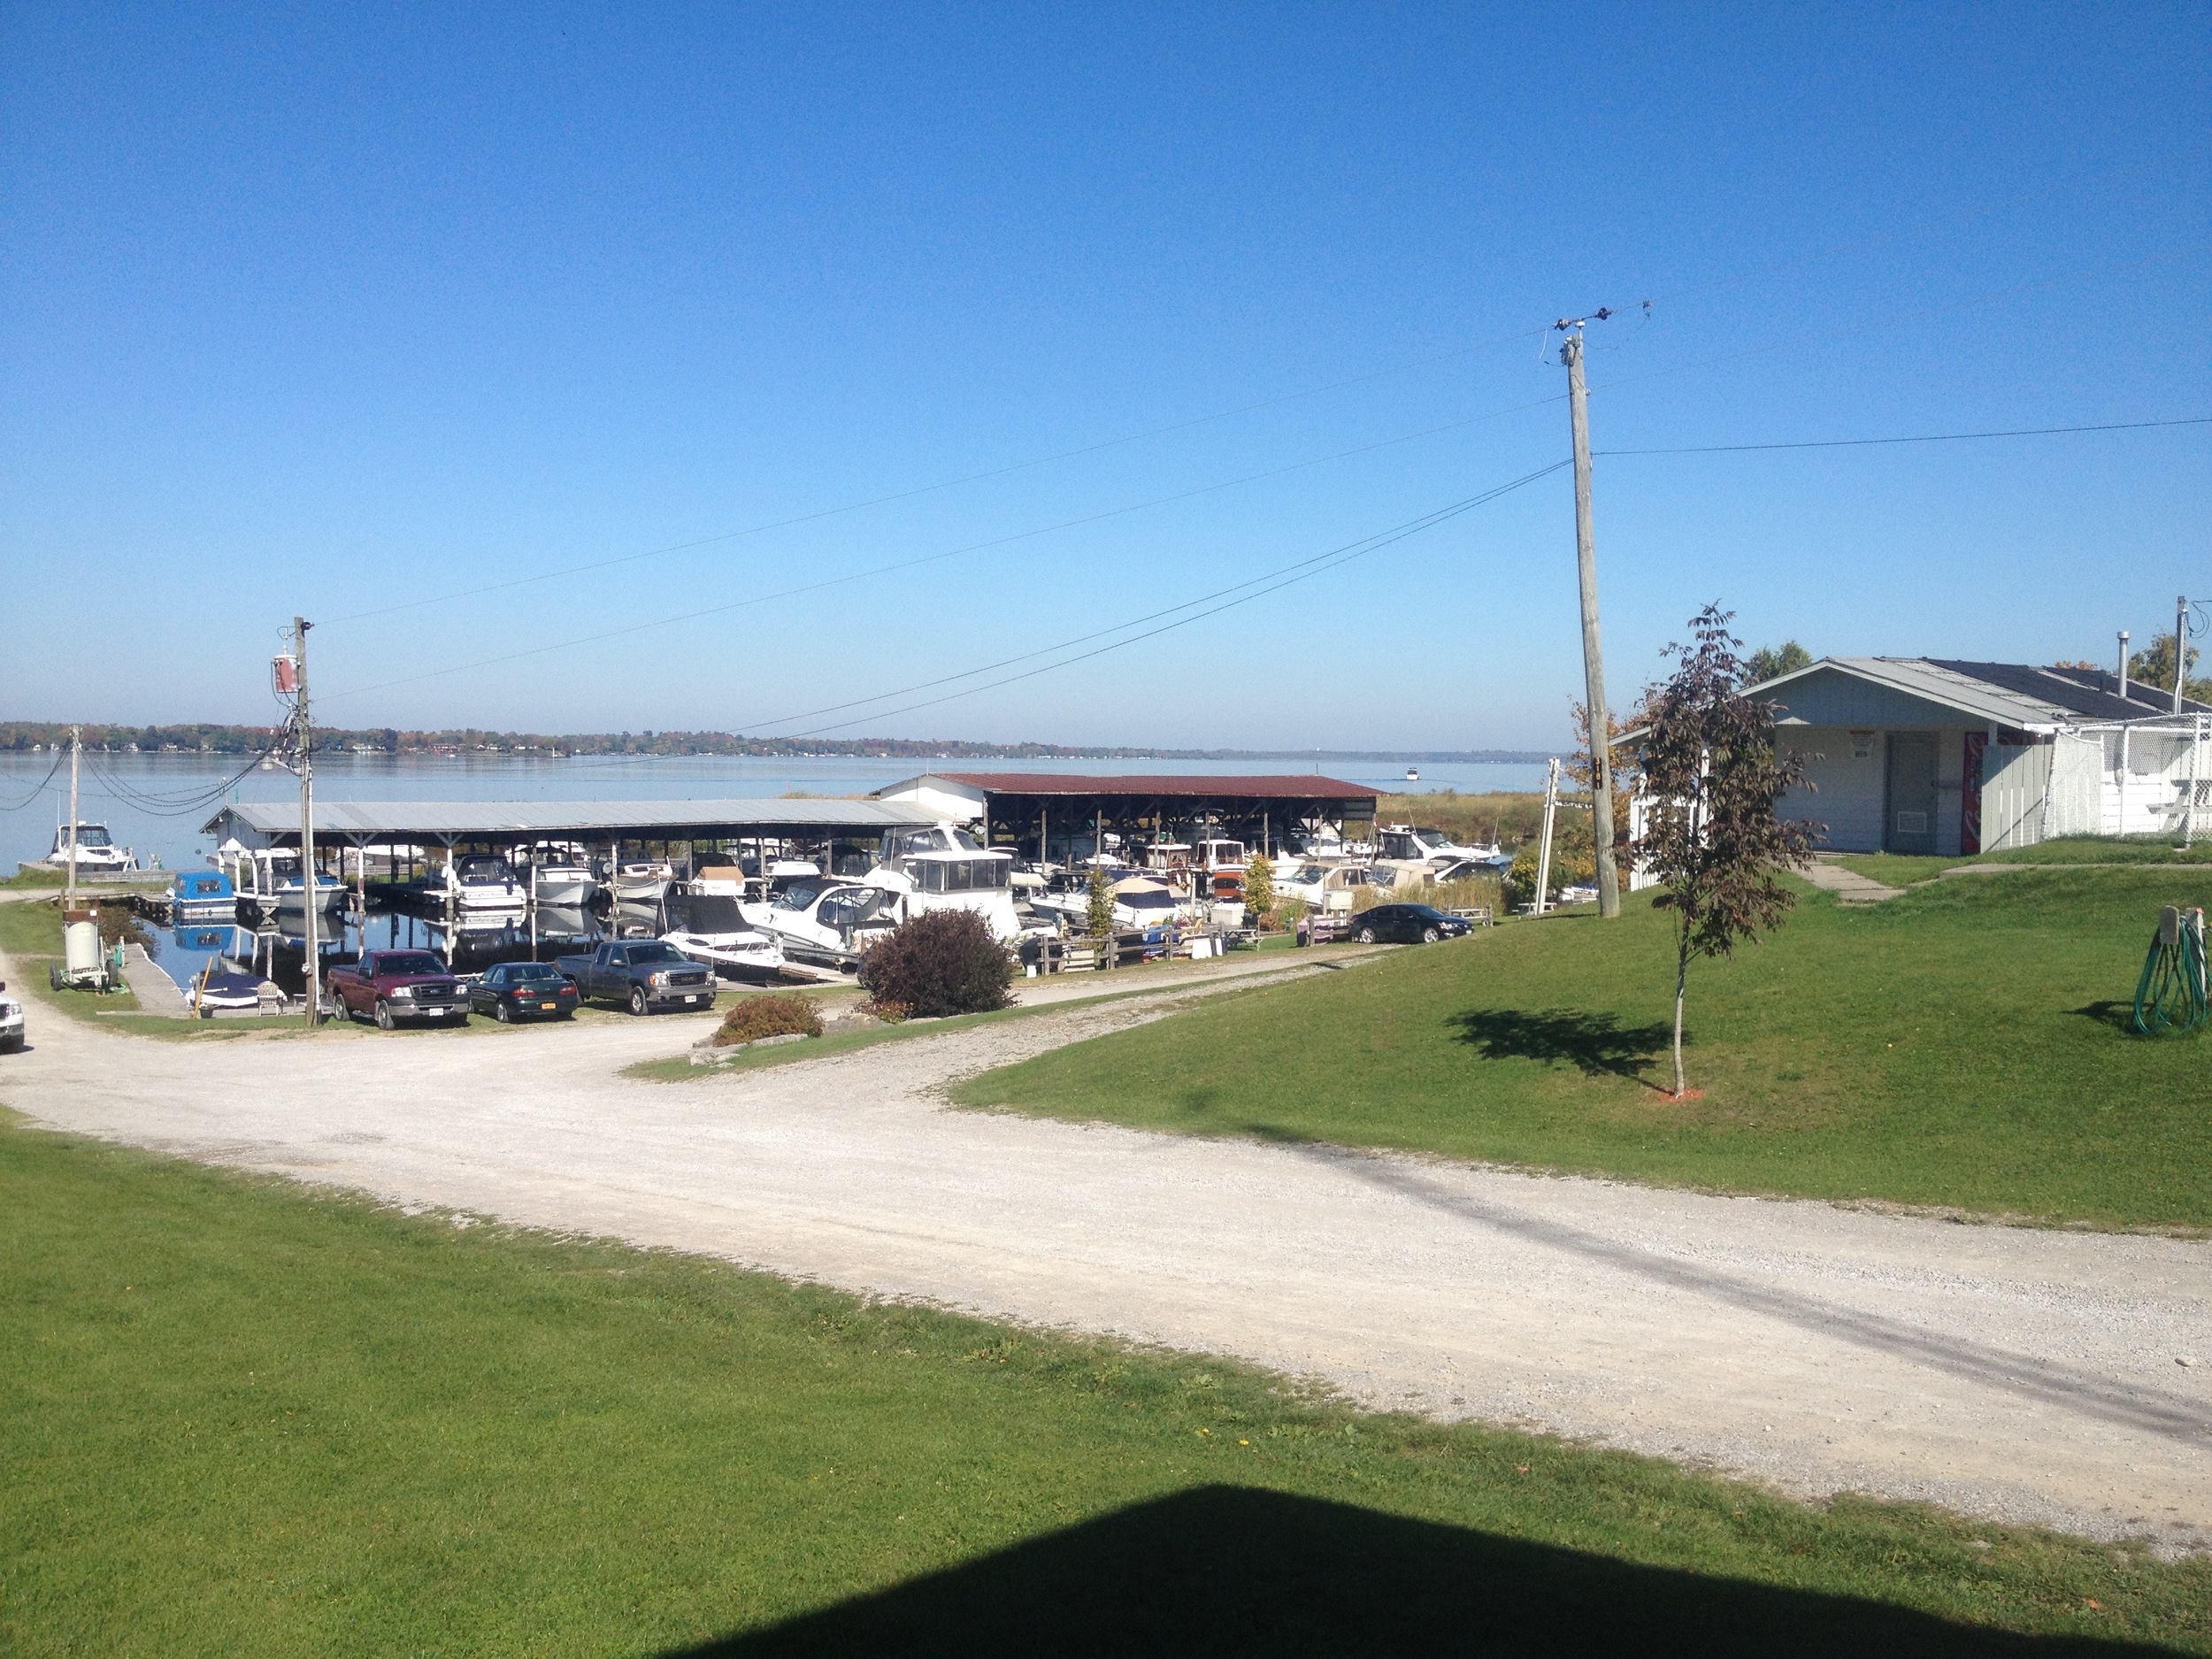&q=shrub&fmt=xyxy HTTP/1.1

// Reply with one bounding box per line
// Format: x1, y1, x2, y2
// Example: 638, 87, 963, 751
711, 995, 824, 1047
1241, 853, 1275, 926
857, 909, 1013, 1018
